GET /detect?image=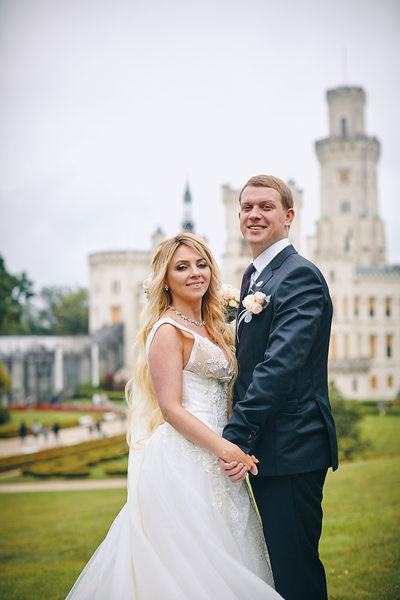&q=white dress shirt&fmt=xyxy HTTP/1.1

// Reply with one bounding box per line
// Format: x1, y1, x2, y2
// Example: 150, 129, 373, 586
249, 238, 291, 287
